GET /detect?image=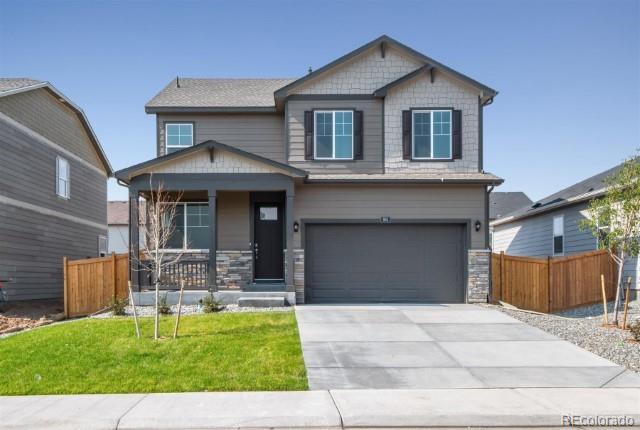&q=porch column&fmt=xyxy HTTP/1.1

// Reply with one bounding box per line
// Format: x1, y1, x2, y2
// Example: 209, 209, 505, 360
208, 190, 217, 292
128, 189, 140, 291
285, 192, 295, 292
